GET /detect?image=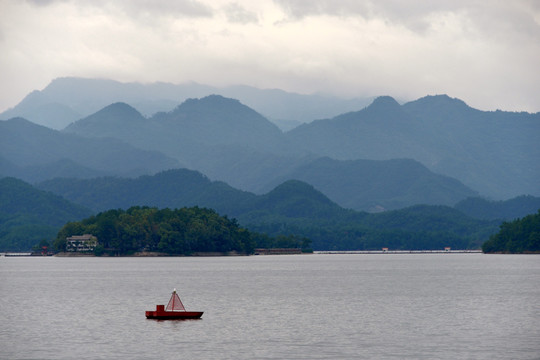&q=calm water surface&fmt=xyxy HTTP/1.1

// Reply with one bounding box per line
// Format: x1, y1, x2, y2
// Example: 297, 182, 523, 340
1, 254, 539, 359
